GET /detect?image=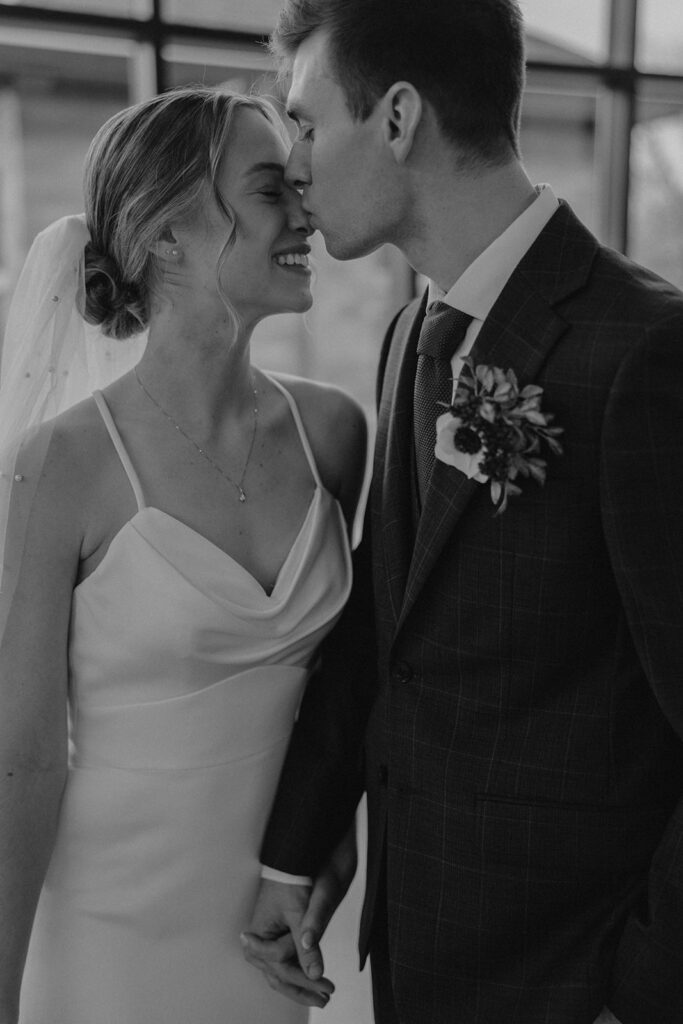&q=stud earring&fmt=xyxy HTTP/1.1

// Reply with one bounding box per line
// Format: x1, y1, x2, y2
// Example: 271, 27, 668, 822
165, 247, 180, 257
